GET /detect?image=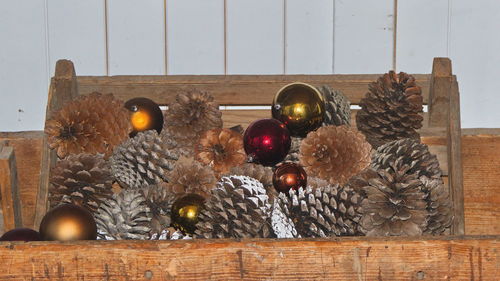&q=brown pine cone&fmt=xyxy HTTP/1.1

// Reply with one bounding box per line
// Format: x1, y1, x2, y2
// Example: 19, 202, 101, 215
49, 153, 113, 213
195, 128, 246, 175
420, 176, 453, 235
318, 85, 351, 126
45, 92, 131, 158
166, 158, 217, 199
284, 137, 302, 163
299, 125, 372, 185
356, 71, 423, 148
140, 183, 176, 237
